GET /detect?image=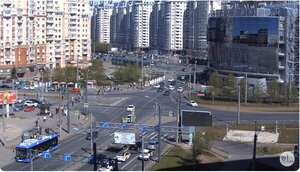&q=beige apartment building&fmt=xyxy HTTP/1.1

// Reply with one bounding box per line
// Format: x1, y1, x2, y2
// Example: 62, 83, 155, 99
0, 0, 91, 76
